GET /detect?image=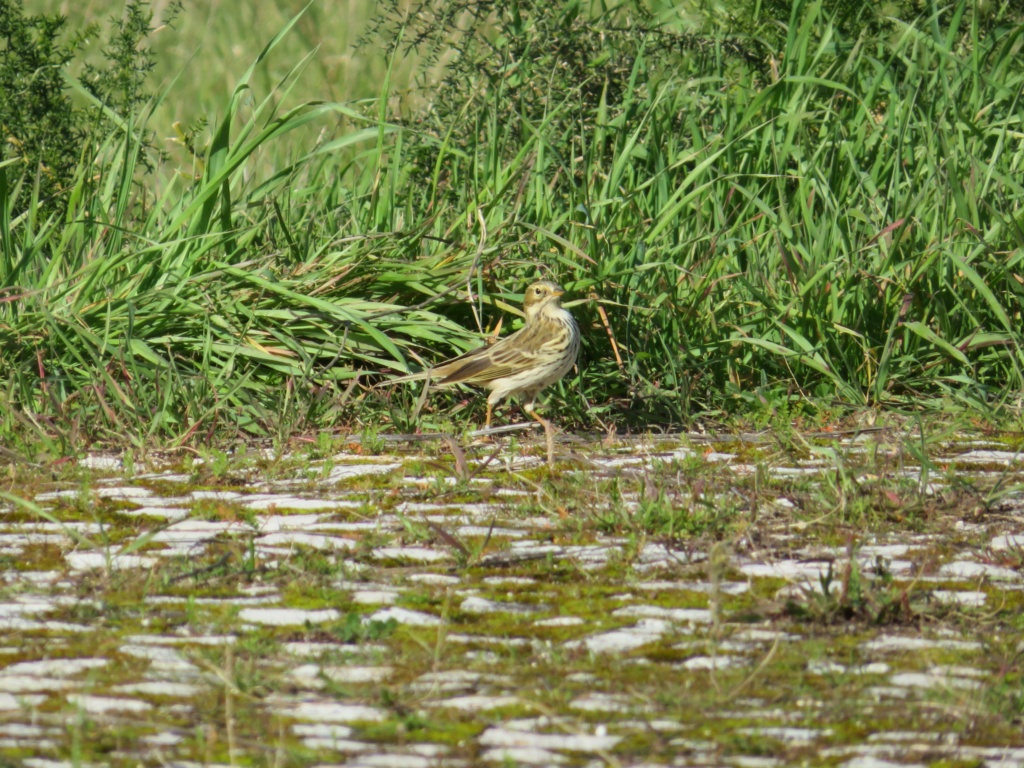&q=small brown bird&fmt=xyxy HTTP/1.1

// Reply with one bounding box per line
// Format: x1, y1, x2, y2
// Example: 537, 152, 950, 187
388, 280, 580, 466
